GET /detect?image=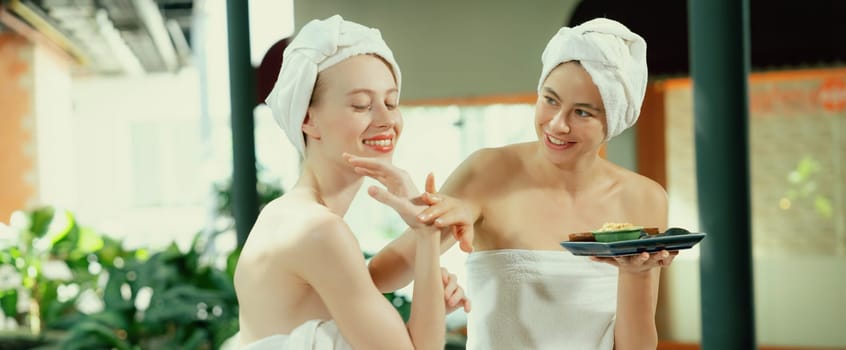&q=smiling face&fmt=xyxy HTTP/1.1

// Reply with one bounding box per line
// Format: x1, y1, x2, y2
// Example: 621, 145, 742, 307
534, 61, 607, 166
302, 54, 402, 162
